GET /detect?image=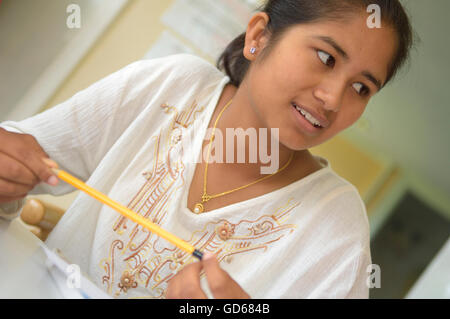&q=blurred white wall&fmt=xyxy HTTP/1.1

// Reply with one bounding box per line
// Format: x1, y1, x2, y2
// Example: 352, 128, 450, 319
0, 0, 128, 121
